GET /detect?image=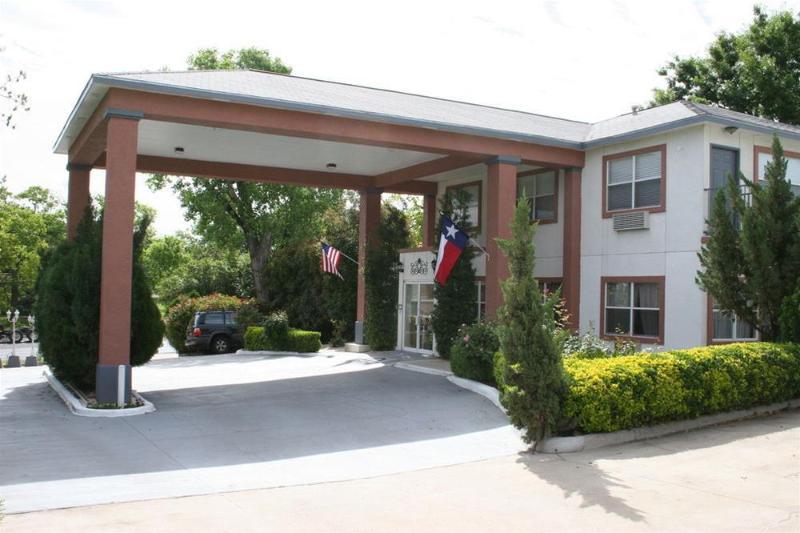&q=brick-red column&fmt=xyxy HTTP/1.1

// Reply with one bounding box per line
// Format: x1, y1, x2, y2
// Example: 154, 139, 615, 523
422, 193, 437, 248
66, 164, 92, 241
356, 188, 382, 323
484, 156, 519, 318
98, 116, 139, 366
562, 167, 582, 330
